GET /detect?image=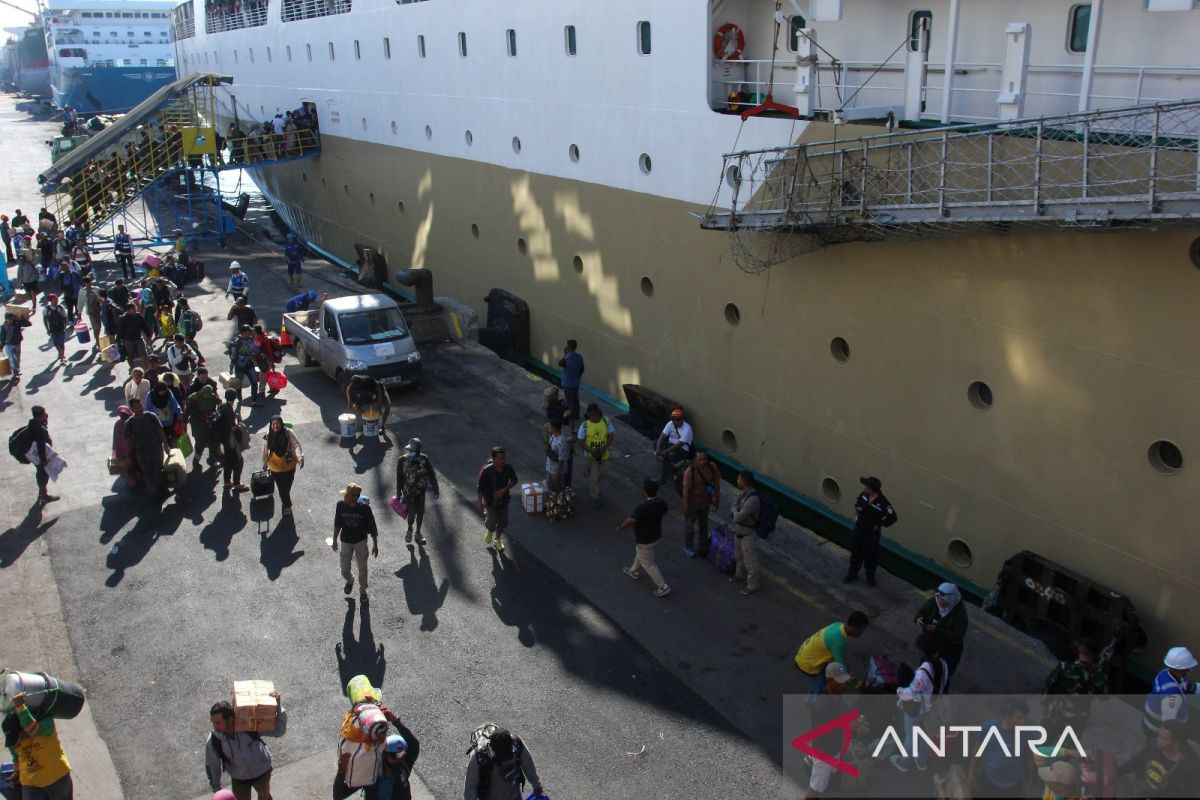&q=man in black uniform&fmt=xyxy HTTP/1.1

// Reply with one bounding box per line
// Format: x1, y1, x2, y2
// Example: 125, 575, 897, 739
345, 373, 391, 428
843, 476, 897, 587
